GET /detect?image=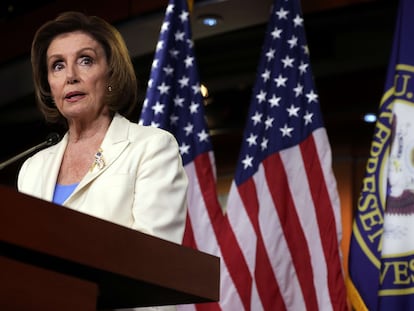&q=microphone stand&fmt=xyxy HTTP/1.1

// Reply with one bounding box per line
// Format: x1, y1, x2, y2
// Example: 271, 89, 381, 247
0, 133, 60, 170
